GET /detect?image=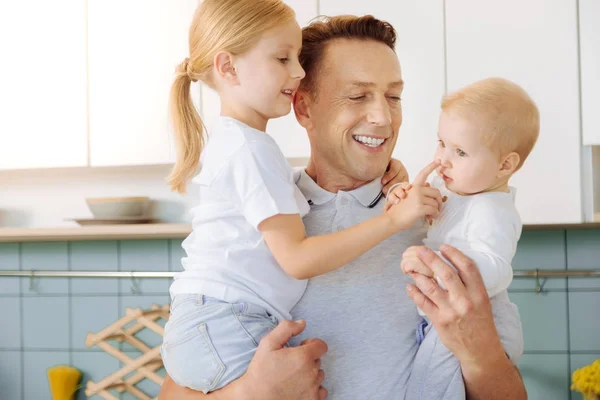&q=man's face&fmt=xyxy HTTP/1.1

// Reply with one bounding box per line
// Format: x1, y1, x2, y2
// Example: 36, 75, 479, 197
303, 39, 403, 182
